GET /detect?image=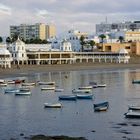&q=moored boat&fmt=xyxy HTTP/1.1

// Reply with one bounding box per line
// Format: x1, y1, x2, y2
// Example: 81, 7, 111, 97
41, 86, 55, 90
93, 84, 107, 88
5, 89, 20, 94
72, 88, 91, 93
128, 105, 140, 110
15, 91, 31, 96
14, 79, 25, 84
59, 95, 77, 101
132, 80, 140, 84
38, 81, 55, 85
94, 101, 109, 111
125, 110, 140, 118
44, 103, 62, 108
20, 88, 30, 92
78, 86, 93, 90
76, 94, 93, 99
22, 82, 36, 86
55, 88, 64, 92
0, 83, 7, 86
